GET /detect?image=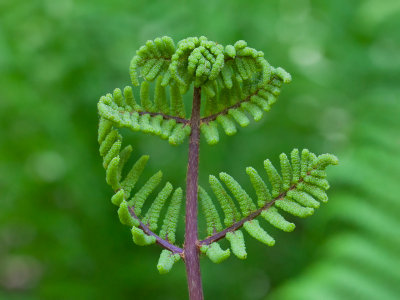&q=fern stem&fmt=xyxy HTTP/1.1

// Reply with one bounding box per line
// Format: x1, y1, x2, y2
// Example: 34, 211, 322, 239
138, 111, 189, 124
184, 86, 204, 300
